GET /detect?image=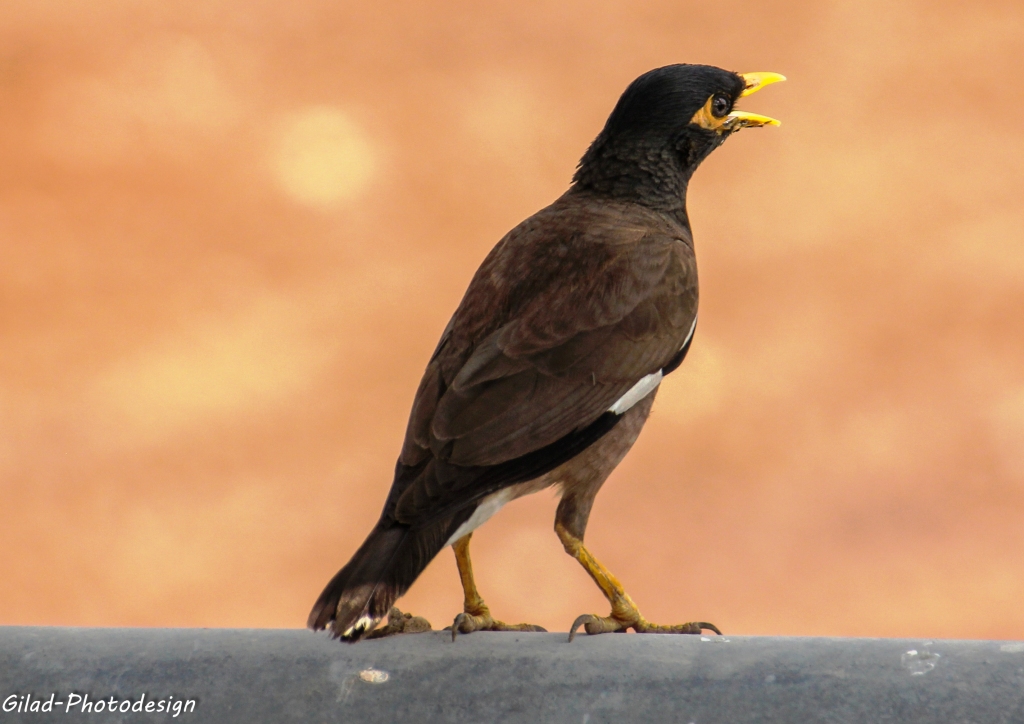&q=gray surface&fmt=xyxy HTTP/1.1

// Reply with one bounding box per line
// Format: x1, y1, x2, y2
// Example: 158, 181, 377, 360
2, 627, 1024, 723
